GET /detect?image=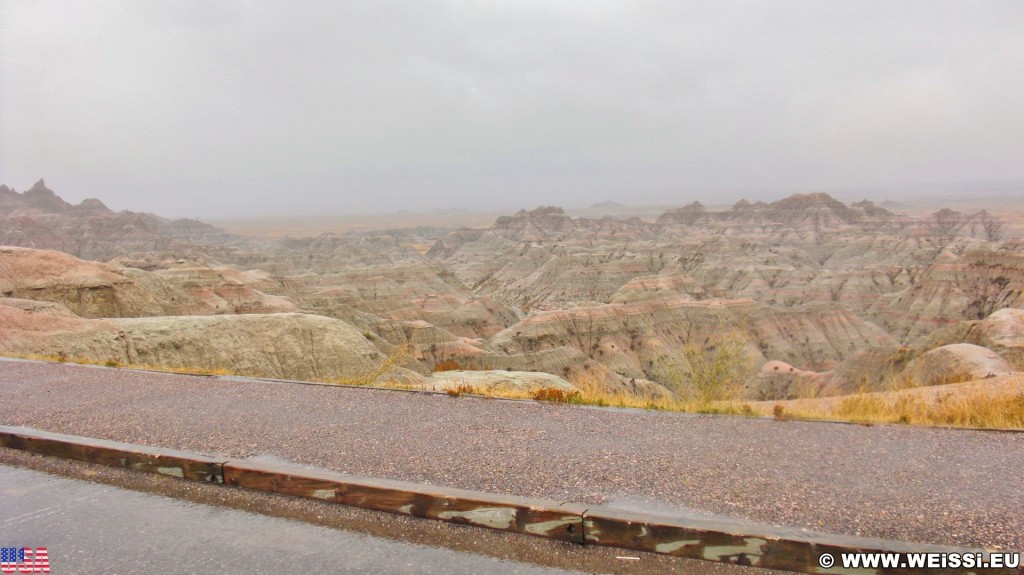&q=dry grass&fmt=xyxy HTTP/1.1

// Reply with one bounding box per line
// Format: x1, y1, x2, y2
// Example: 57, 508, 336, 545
2, 347, 403, 385
322, 344, 412, 386
7, 350, 1021, 429
772, 404, 787, 420
530, 387, 581, 403
680, 330, 754, 403
1, 353, 235, 376
561, 364, 1024, 429
750, 374, 1024, 429
445, 383, 477, 397
6, 352, 110, 366
564, 364, 751, 415
832, 389, 1024, 428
